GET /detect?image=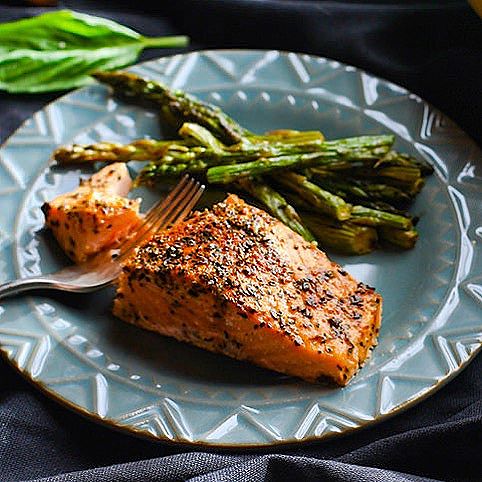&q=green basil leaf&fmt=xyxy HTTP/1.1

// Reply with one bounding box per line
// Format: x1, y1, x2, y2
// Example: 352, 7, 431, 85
0, 47, 141, 93
0, 10, 188, 93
